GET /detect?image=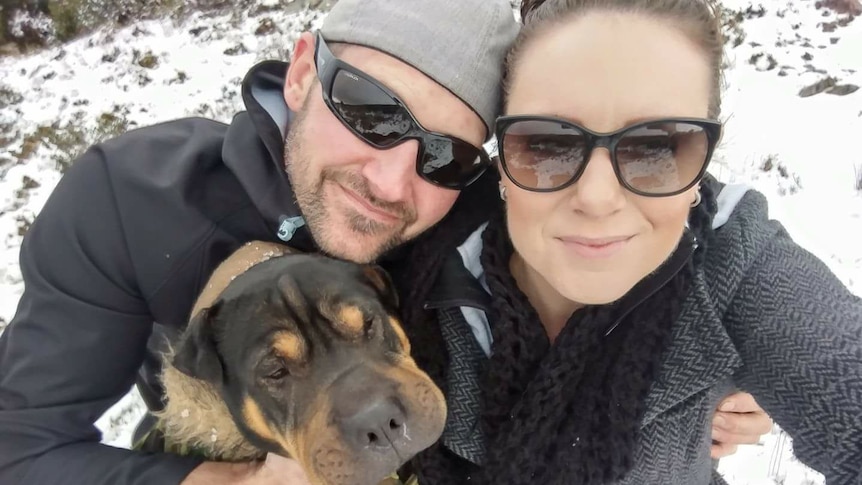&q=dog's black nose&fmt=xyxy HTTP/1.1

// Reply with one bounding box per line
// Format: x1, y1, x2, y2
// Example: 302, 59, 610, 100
339, 395, 408, 451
